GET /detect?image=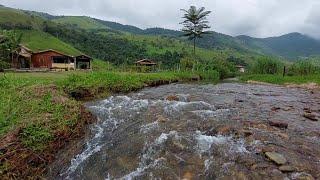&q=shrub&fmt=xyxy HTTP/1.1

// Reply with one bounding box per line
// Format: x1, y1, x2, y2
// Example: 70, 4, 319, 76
288, 61, 319, 76
249, 57, 283, 74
